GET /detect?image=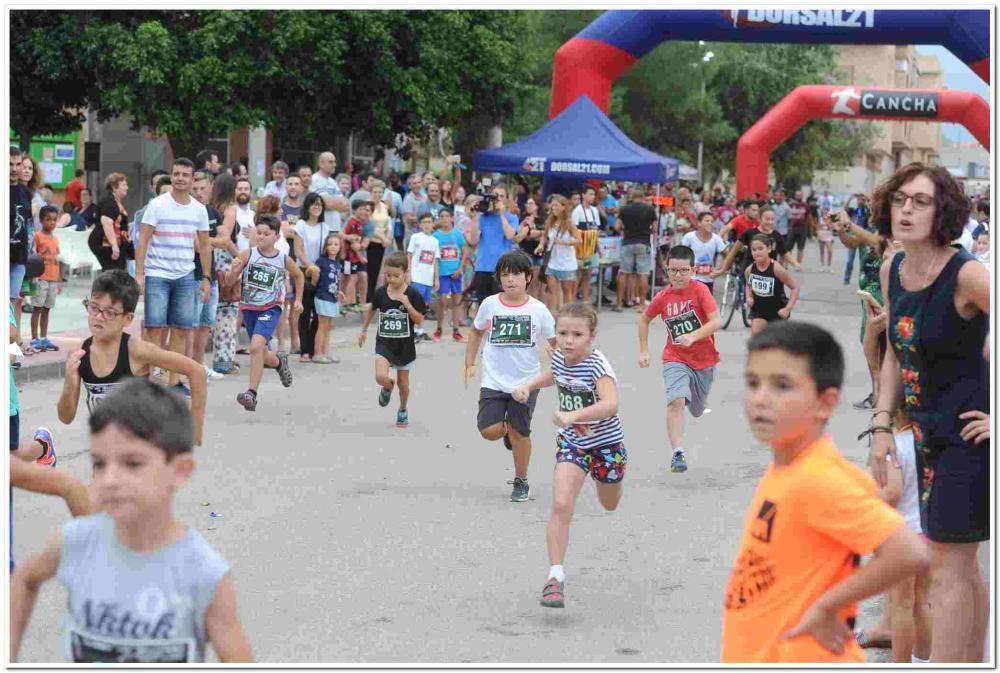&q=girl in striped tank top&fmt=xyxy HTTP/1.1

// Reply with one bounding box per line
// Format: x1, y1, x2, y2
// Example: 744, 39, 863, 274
222, 215, 305, 412
513, 301, 626, 611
